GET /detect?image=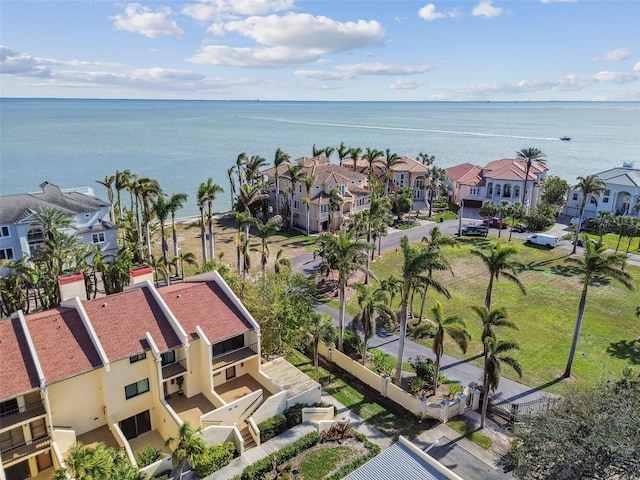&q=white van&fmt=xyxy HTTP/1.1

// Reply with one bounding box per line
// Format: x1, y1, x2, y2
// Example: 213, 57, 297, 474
526, 233, 559, 248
